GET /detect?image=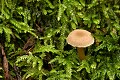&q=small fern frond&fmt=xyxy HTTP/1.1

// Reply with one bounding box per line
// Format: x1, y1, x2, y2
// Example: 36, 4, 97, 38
77, 60, 90, 73
33, 45, 59, 54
